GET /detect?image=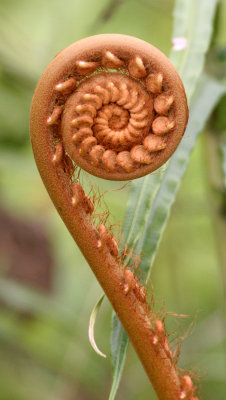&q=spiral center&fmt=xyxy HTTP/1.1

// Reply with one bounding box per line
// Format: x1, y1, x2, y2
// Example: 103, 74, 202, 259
62, 72, 154, 155
106, 105, 129, 130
